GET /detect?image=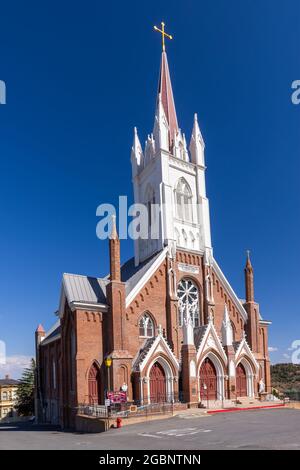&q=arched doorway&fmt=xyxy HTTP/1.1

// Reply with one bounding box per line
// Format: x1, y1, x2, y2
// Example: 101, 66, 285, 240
200, 358, 217, 400
149, 362, 166, 403
236, 363, 247, 397
88, 362, 101, 405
